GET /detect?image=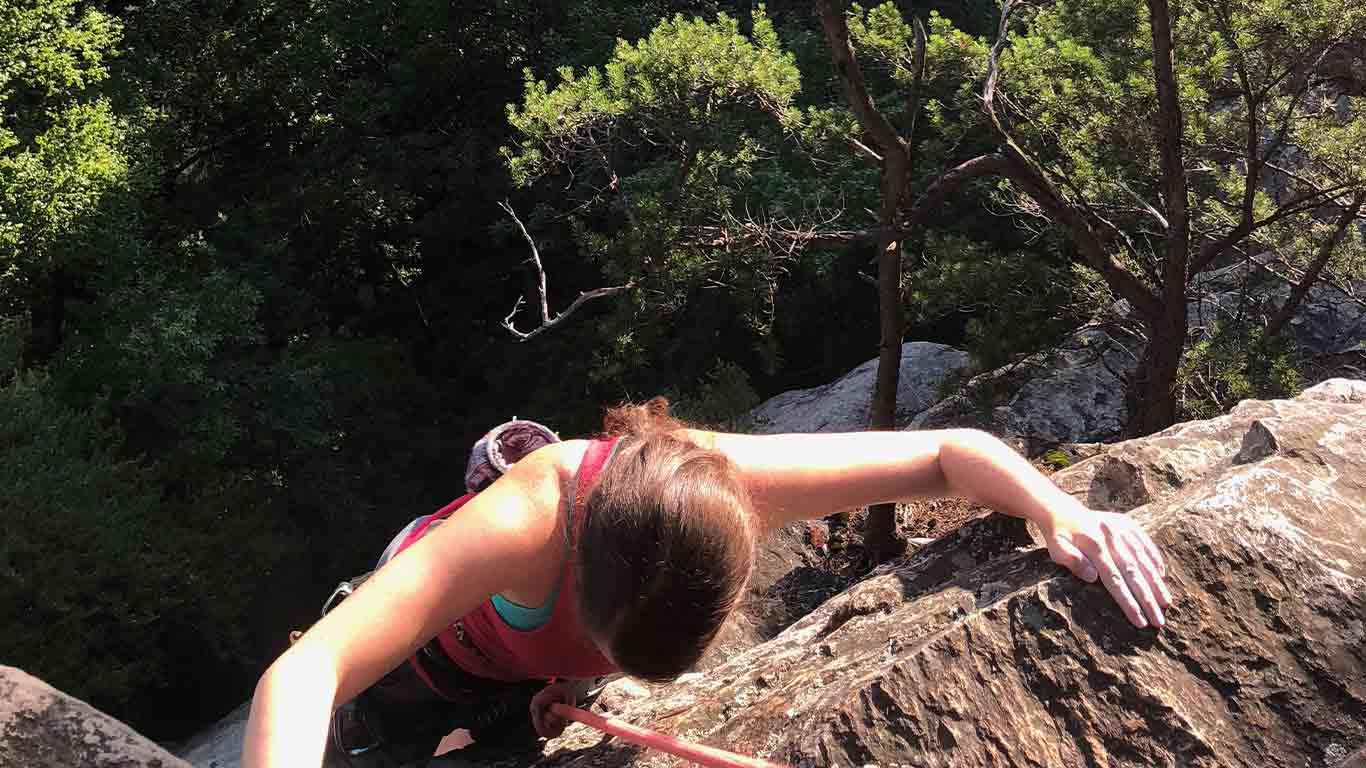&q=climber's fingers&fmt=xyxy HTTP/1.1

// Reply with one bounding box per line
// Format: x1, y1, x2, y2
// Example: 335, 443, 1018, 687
1108, 525, 1165, 629
1128, 528, 1171, 608
1135, 525, 1168, 579
530, 682, 576, 739
1076, 527, 1145, 628
1047, 535, 1098, 583
1095, 546, 1146, 628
